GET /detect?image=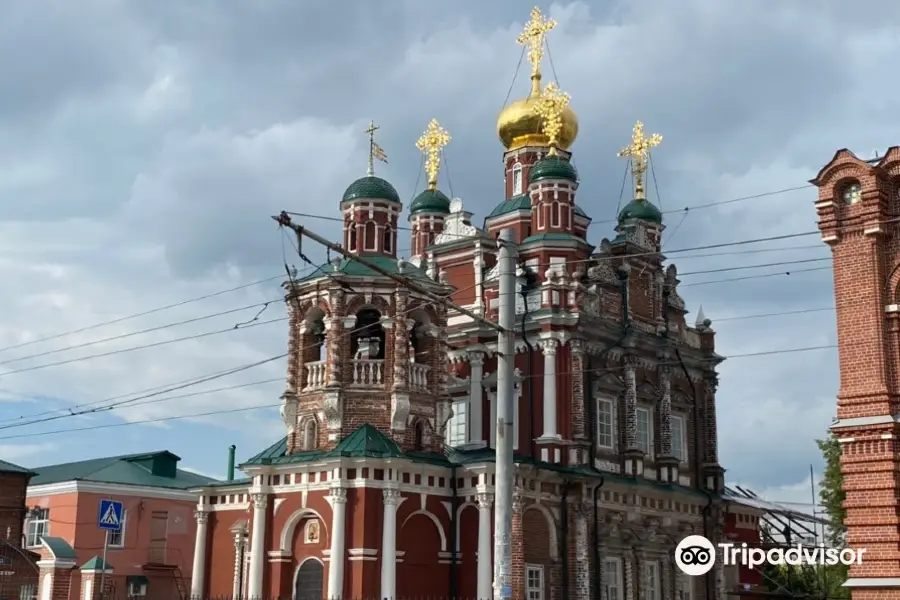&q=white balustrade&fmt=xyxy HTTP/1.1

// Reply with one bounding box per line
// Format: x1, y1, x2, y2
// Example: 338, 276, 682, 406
409, 363, 431, 390
304, 361, 327, 390
350, 359, 385, 386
